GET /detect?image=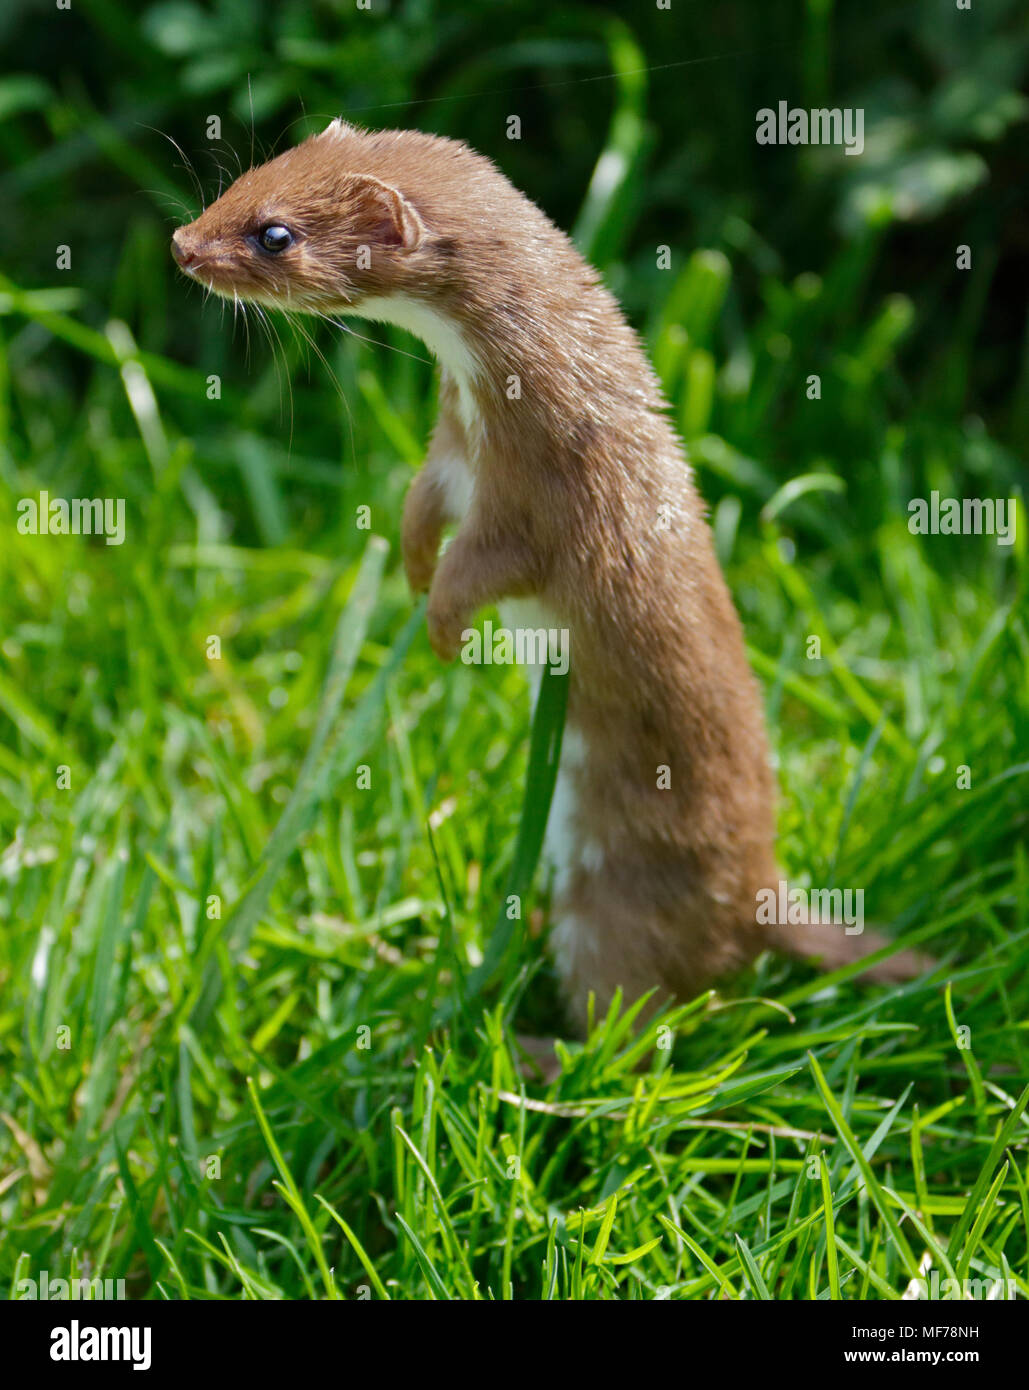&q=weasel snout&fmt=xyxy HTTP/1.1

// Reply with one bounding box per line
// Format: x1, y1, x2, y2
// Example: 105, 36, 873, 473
170, 228, 201, 272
